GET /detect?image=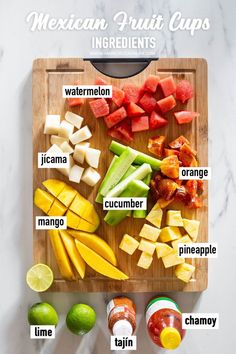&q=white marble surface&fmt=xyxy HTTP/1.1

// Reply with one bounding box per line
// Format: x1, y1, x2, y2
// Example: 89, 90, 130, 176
0, 0, 236, 353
